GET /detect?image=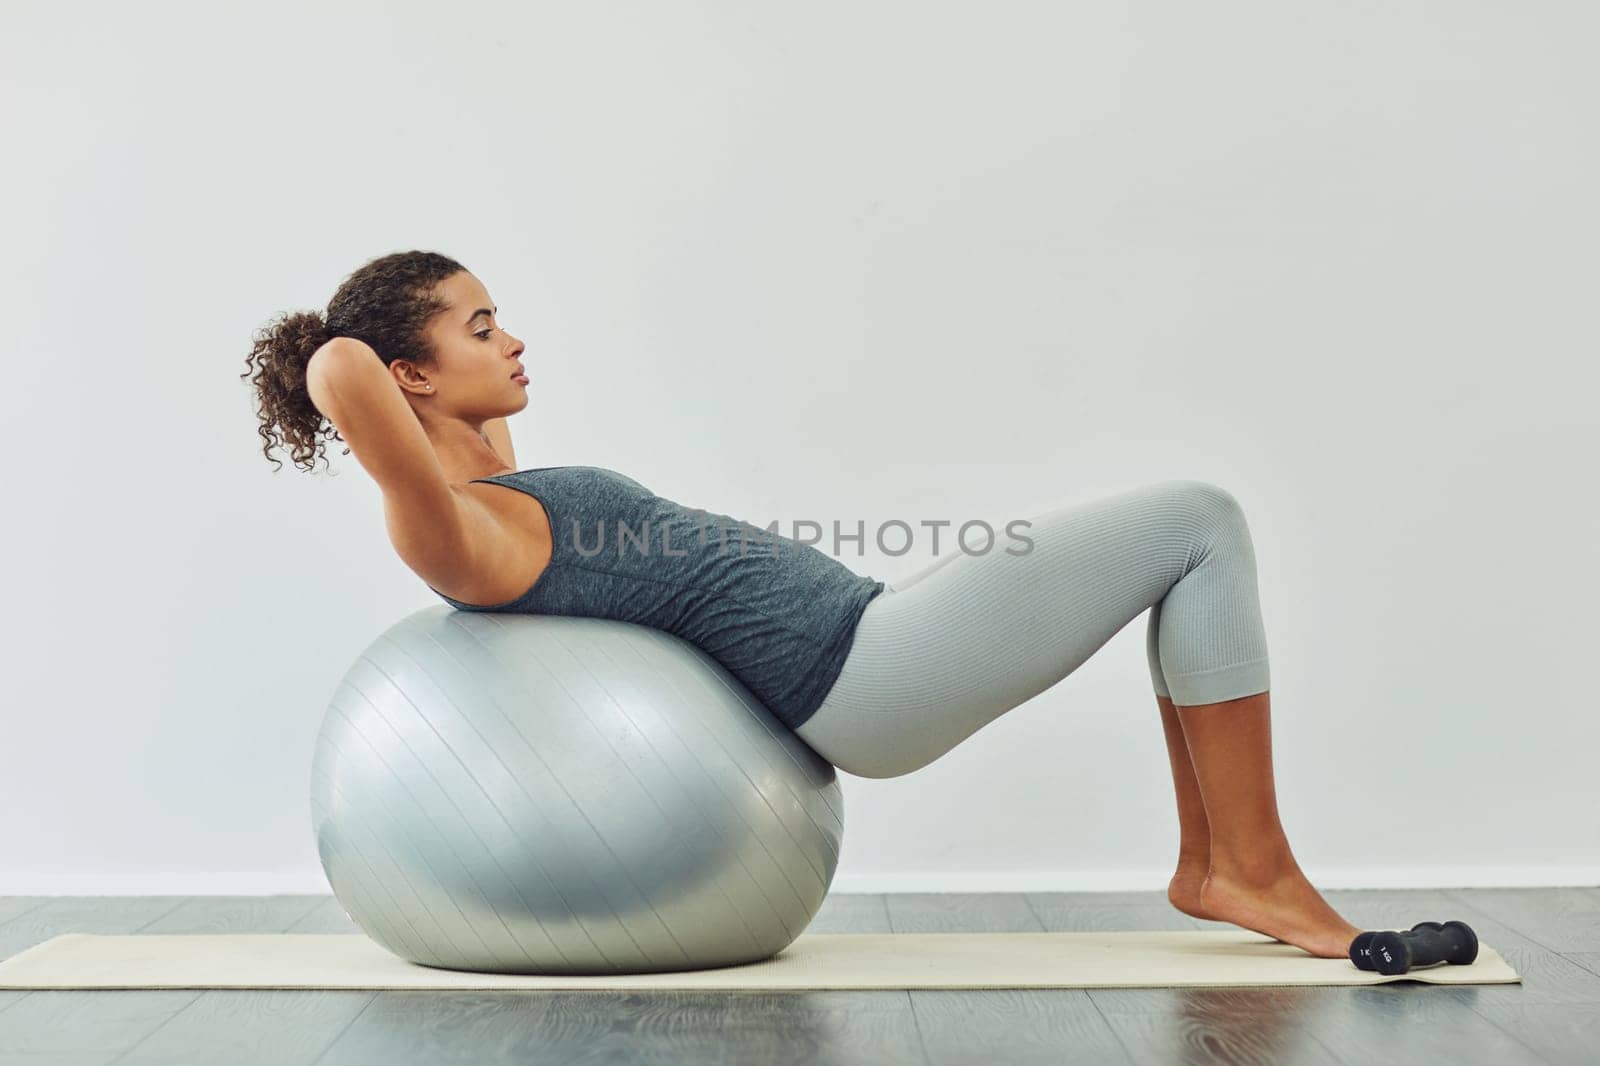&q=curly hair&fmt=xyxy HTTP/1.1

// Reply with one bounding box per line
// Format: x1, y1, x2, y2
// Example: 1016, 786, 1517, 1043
241, 250, 468, 473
